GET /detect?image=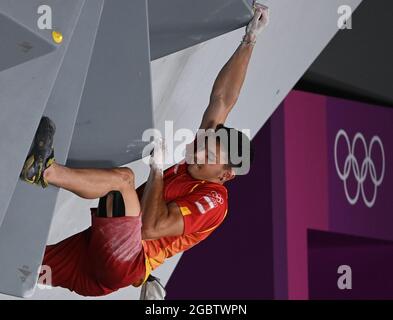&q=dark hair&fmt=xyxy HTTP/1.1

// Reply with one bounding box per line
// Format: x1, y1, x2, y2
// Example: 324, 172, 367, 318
215, 124, 254, 174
